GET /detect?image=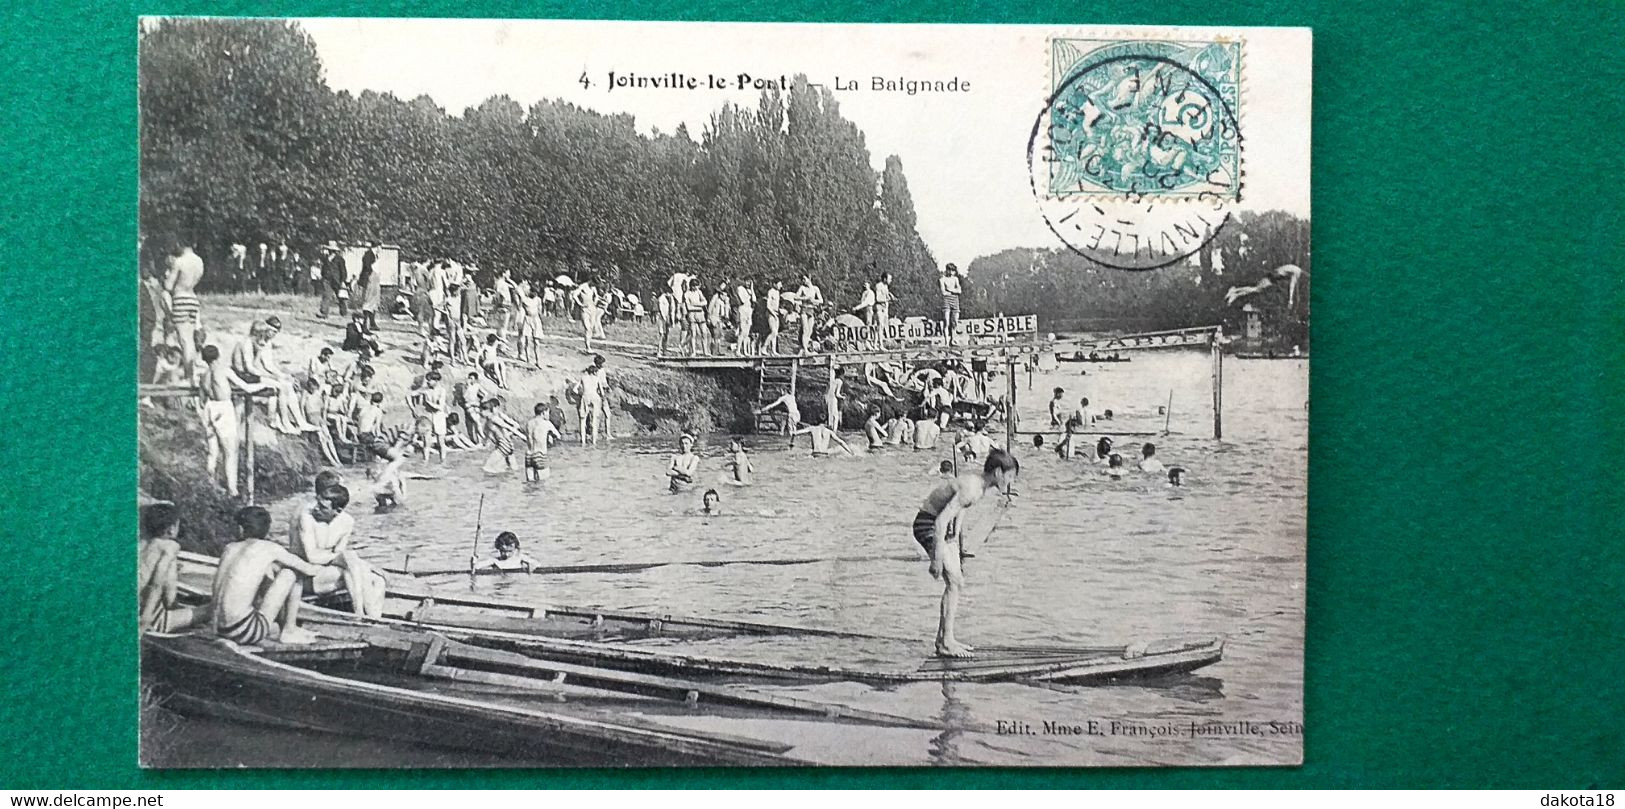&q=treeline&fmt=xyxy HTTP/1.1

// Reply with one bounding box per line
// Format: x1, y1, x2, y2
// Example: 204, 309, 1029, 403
139, 19, 939, 307
961, 211, 1311, 348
